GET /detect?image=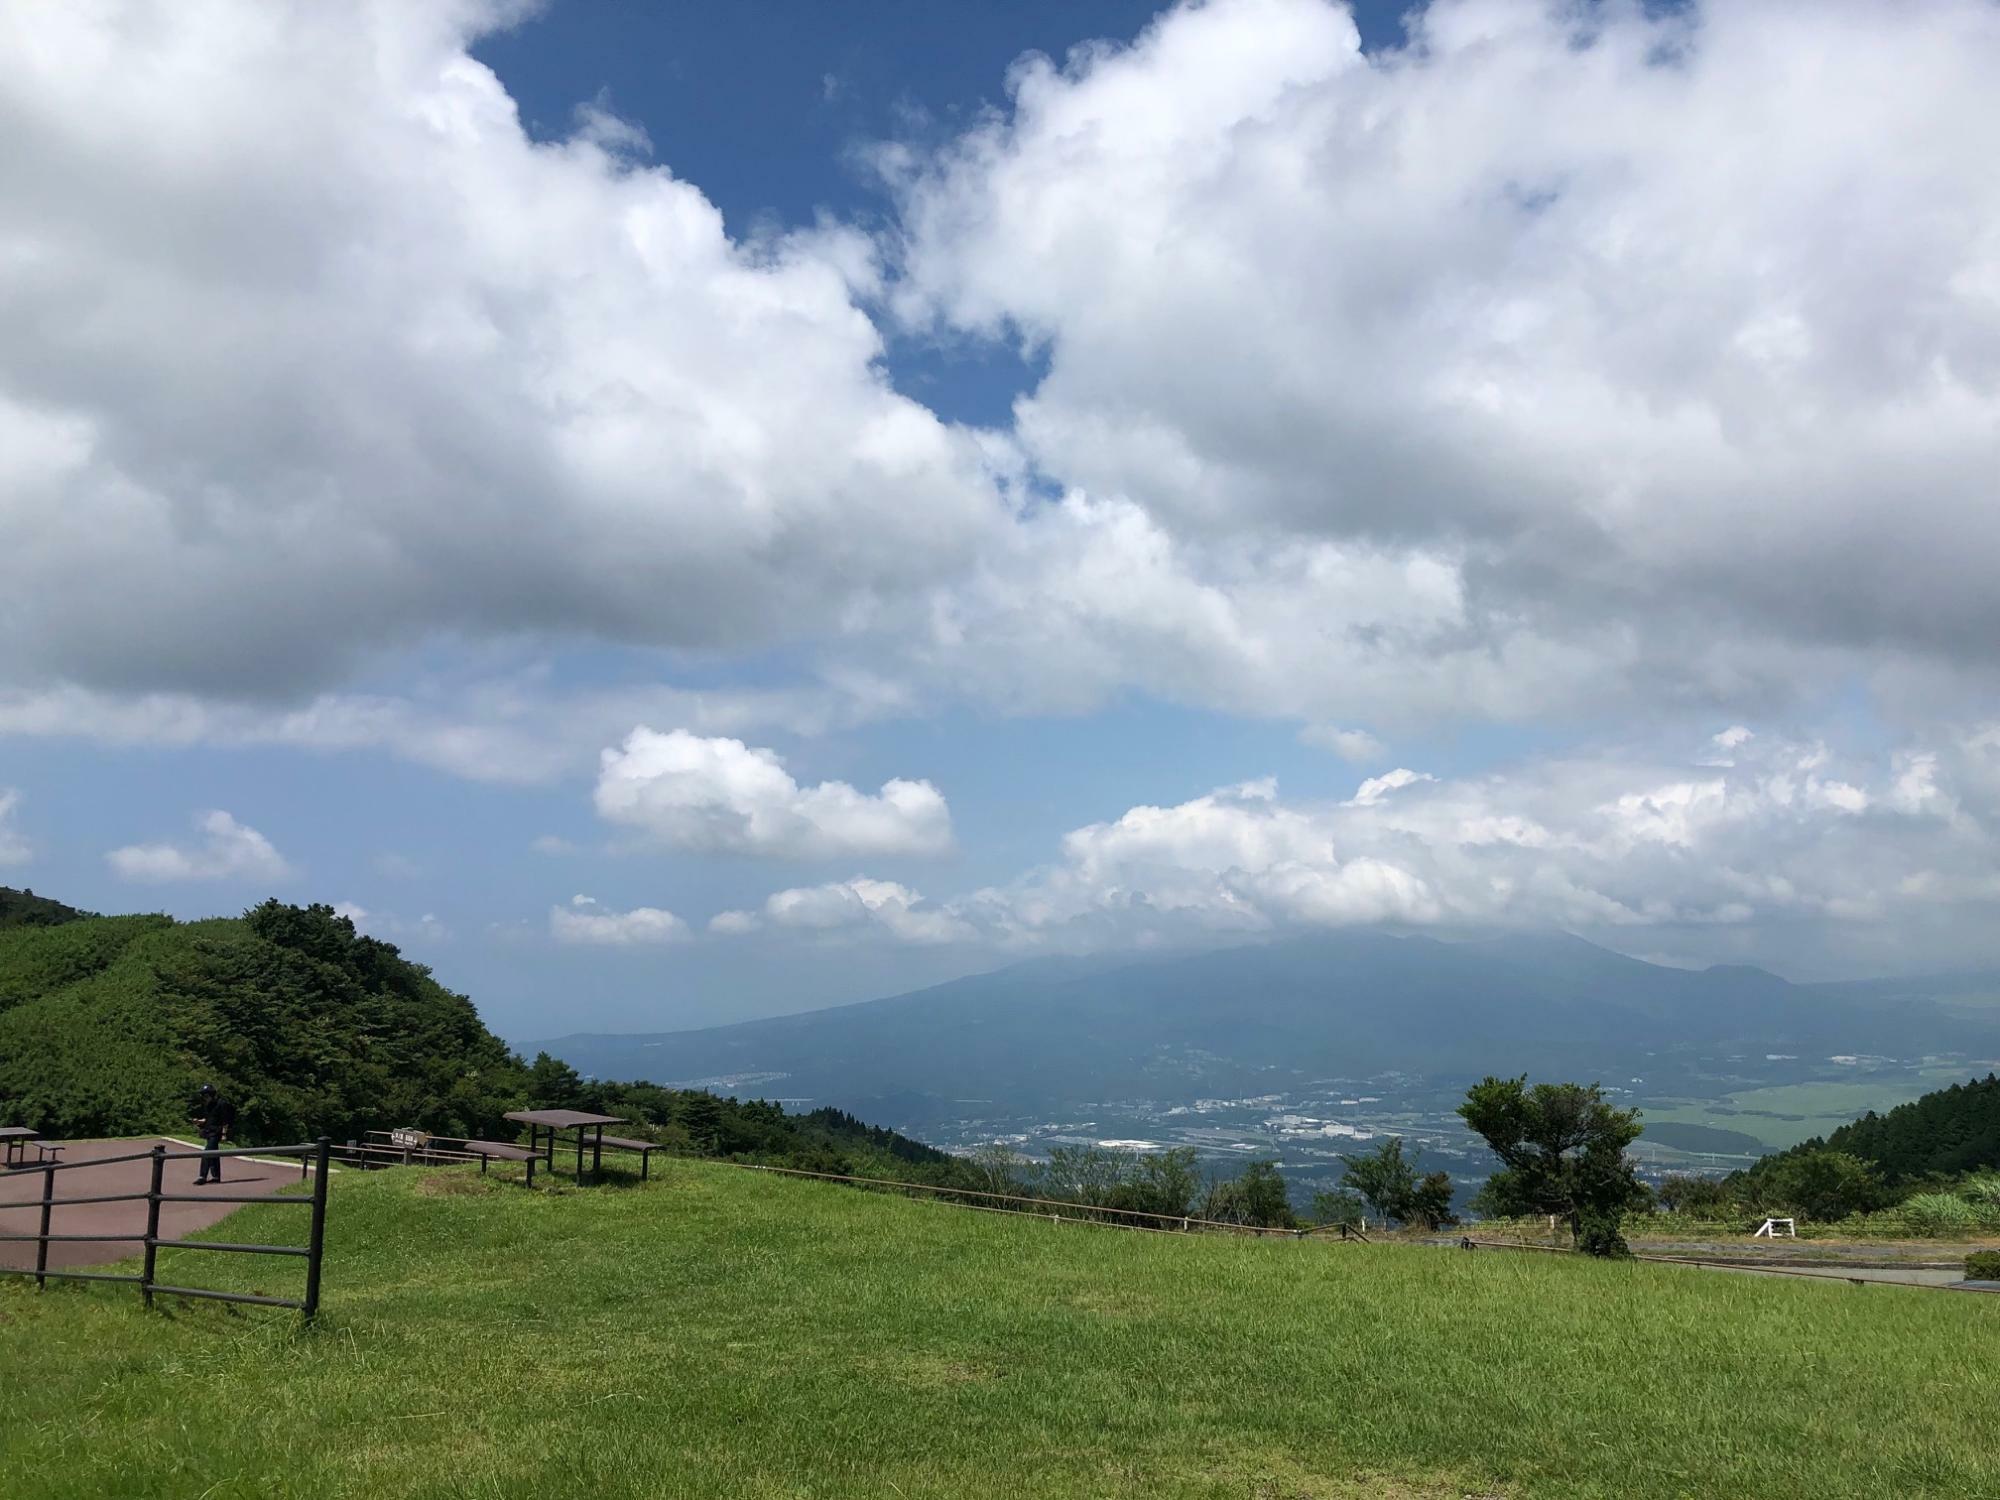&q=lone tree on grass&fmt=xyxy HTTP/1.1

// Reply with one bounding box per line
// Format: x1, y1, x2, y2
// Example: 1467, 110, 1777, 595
1336, 1136, 1458, 1230
1459, 1076, 1644, 1257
